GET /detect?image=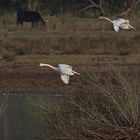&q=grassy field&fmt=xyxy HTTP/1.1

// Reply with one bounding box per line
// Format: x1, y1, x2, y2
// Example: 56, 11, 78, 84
0, 16, 140, 139
0, 16, 139, 92
0, 16, 140, 92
